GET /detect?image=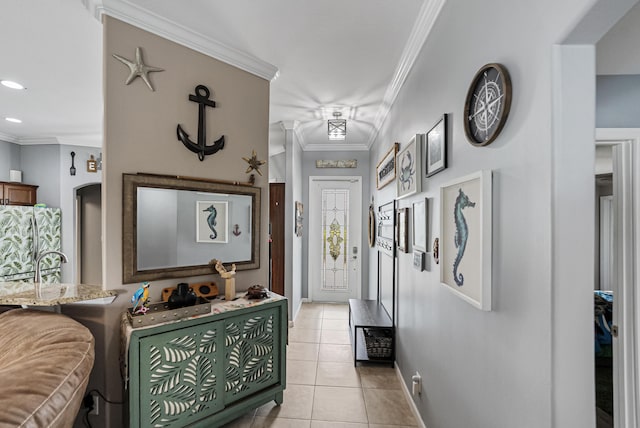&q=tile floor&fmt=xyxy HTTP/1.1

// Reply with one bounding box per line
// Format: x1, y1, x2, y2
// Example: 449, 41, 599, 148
223, 302, 418, 428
